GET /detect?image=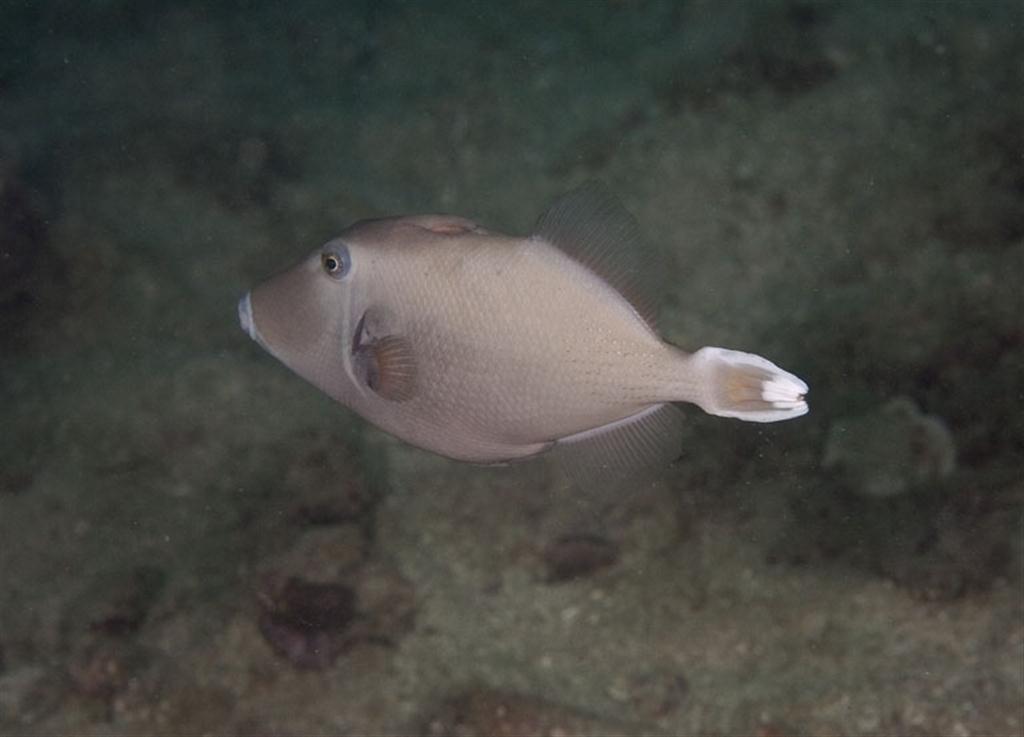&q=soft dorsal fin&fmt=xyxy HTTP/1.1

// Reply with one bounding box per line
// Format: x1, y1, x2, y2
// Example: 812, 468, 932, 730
532, 182, 661, 330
